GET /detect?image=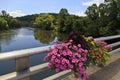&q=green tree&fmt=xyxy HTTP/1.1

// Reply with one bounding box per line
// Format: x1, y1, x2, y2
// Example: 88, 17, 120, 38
72, 17, 85, 32
105, 0, 120, 33
63, 15, 74, 32
8, 19, 21, 28
56, 8, 69, 32
85, 4, 100, 37
0, 17, 9, 30
33, 13, 54, 30
86, 4, 99, 21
